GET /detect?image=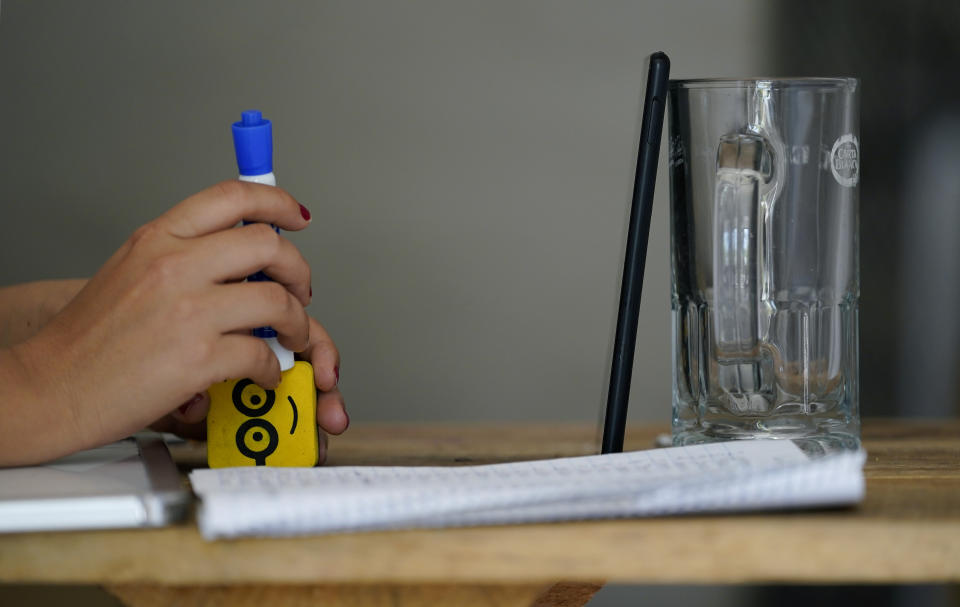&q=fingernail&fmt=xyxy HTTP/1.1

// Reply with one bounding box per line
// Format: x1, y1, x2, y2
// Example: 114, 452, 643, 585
334, 366, 339, 385
309, 286, 313, 298
299, 203, 311, 221
179, 393, 203, 414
